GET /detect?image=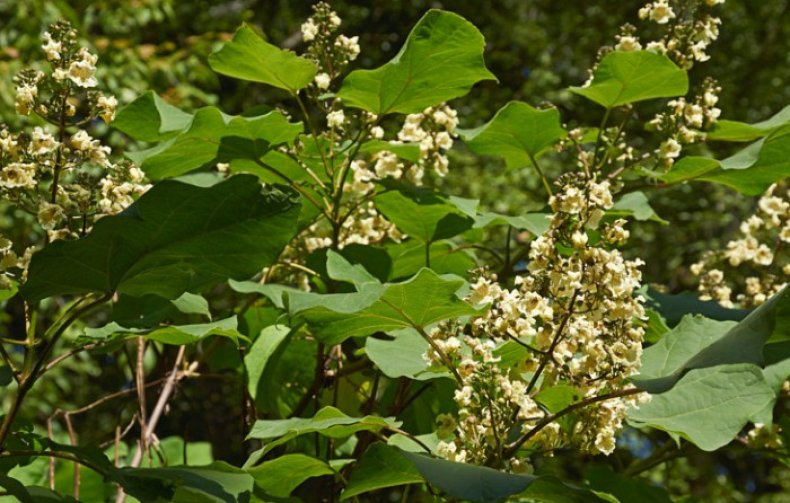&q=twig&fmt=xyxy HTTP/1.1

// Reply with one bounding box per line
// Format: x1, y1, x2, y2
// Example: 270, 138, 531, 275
503, 387, 642, 458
